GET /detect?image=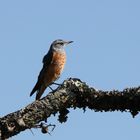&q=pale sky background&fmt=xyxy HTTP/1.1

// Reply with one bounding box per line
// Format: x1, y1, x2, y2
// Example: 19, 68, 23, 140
0, 0, 140, 139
